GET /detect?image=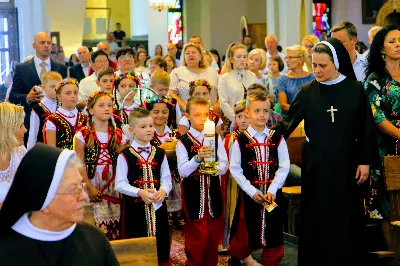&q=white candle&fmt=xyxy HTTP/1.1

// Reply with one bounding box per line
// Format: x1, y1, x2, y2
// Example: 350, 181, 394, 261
203, 119, 216, 162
